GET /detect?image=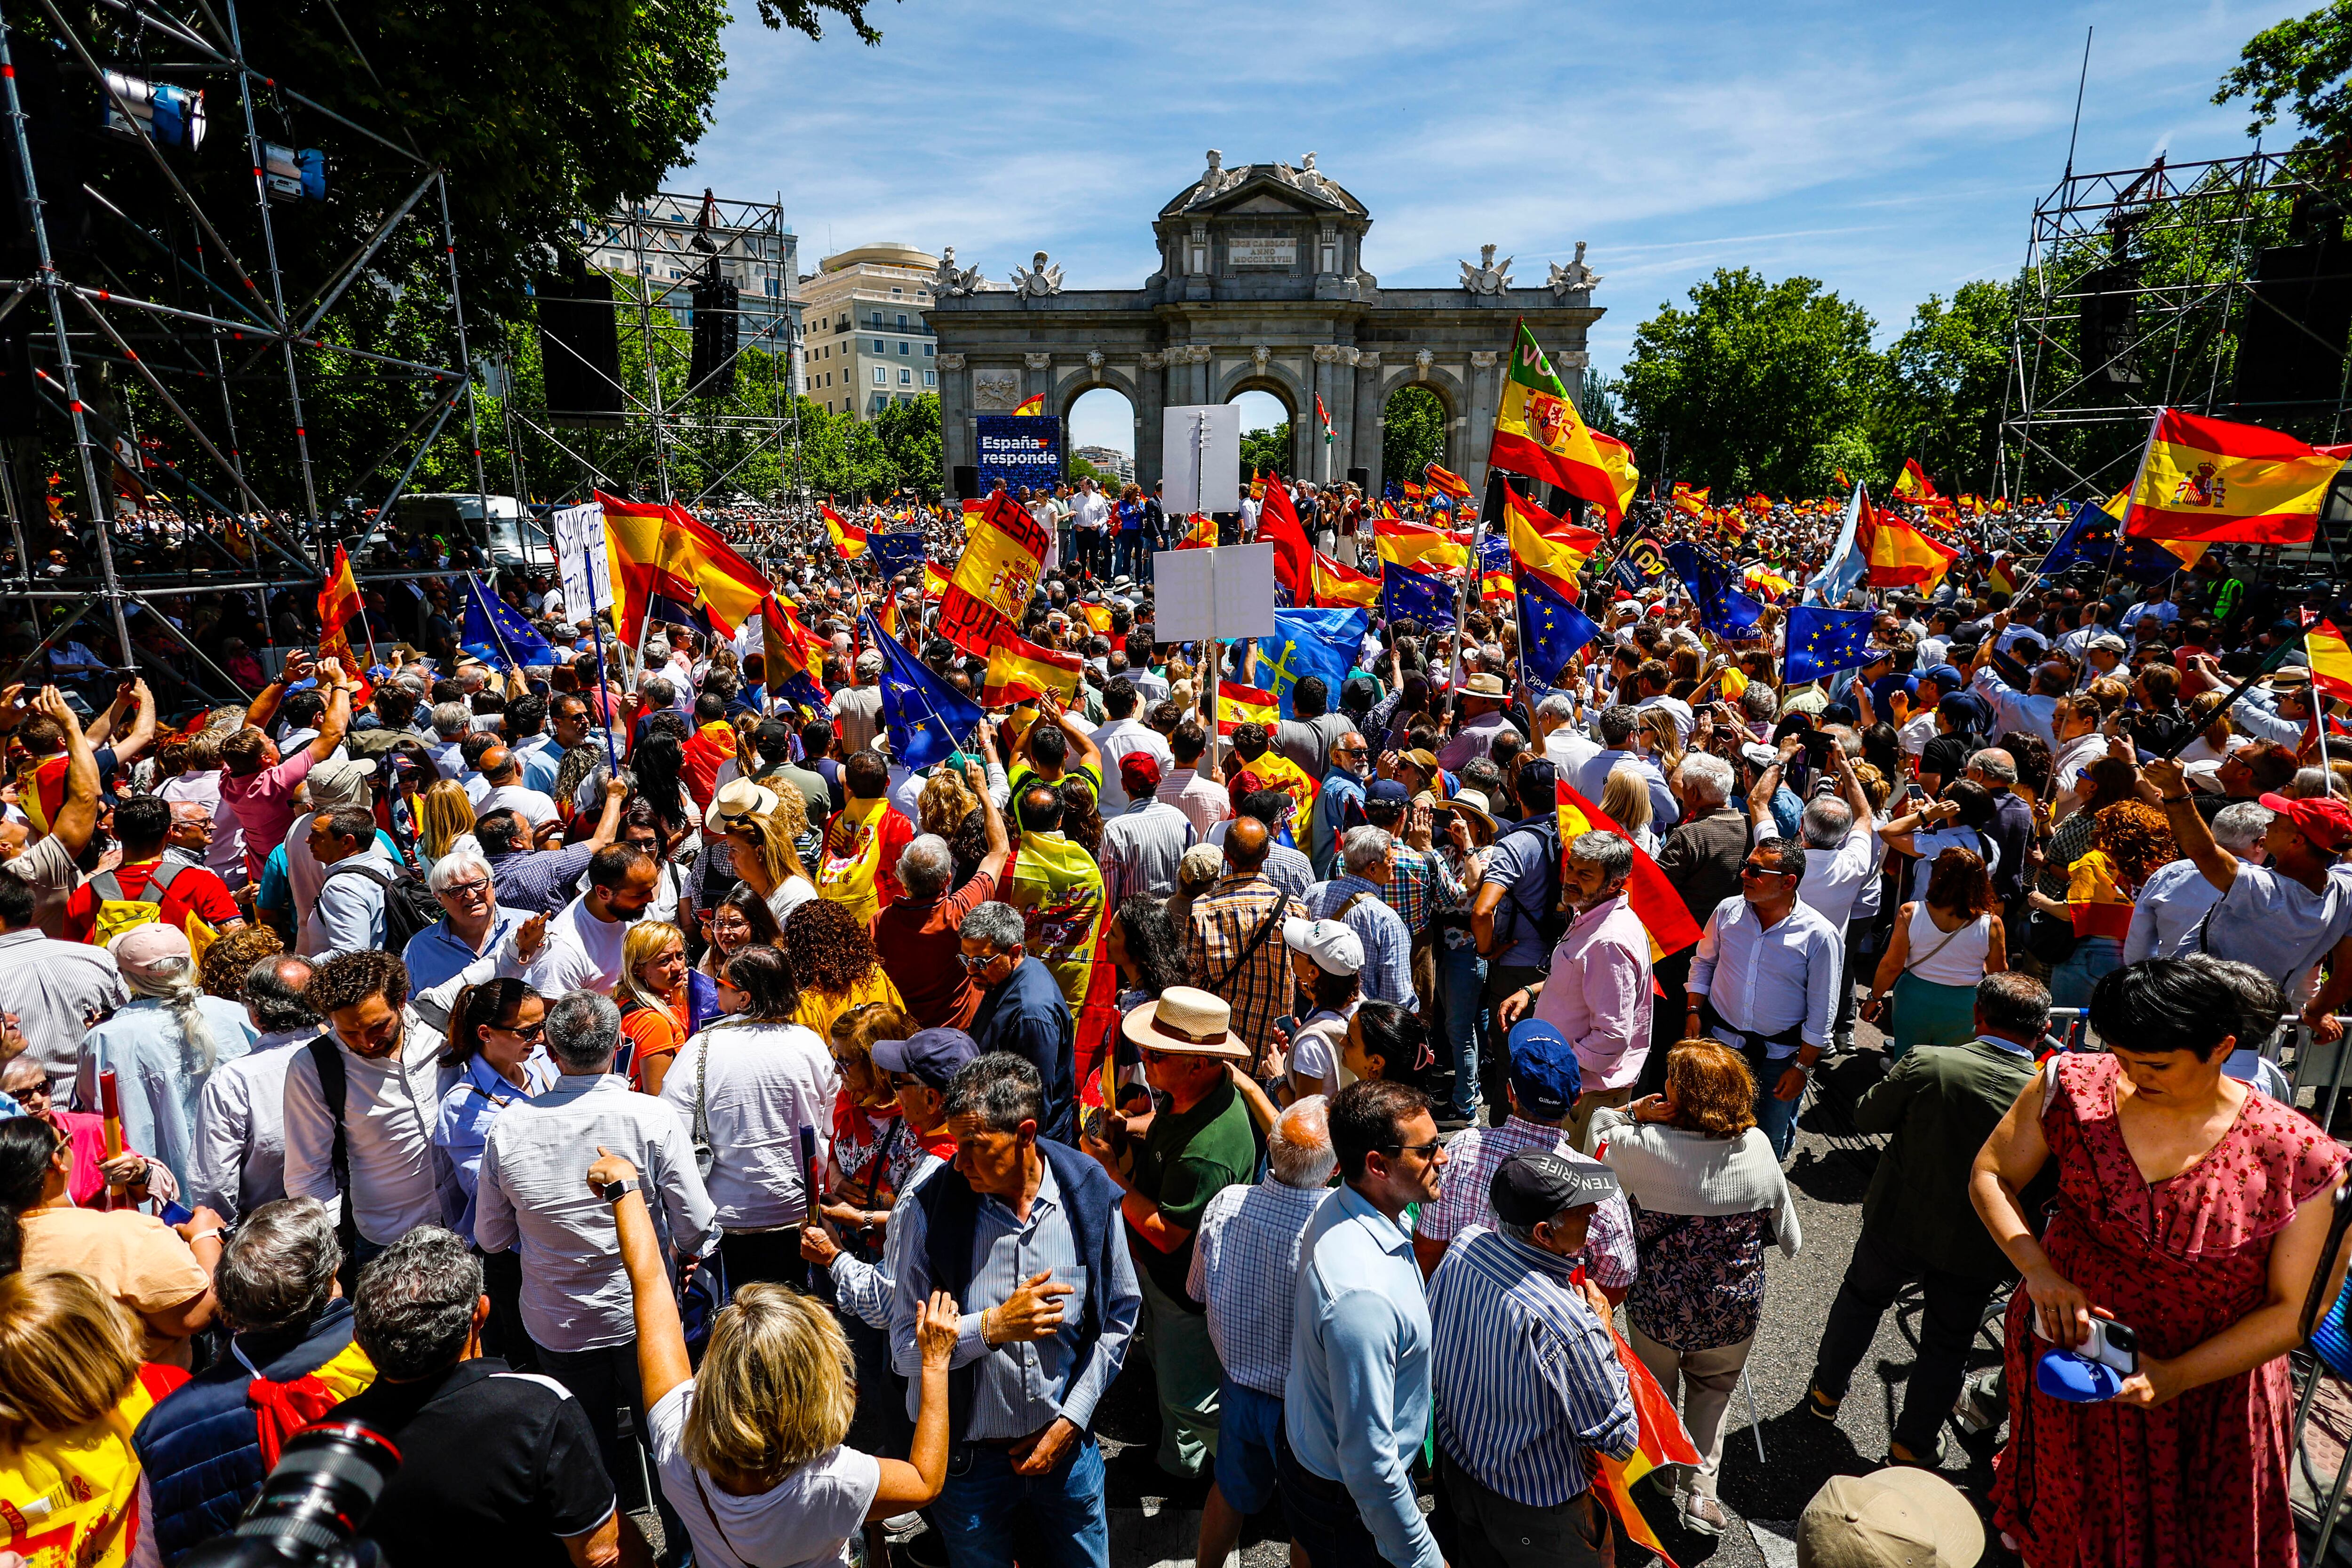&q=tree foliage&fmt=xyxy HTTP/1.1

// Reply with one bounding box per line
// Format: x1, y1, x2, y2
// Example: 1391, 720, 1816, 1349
1240, 421, 1293, 479
1619, 268, 1879, 496
1871, 280, 2014, 493
1381, 385, 1446, 491
2217, 0, 2352, 147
